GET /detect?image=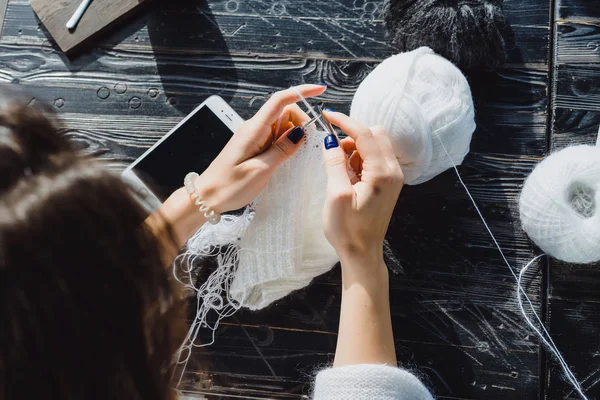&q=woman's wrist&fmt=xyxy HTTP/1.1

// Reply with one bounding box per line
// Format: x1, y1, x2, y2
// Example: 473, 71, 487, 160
159, 187, 208, 247
157, 172, 226, 251
334, 251, 395, 367
338, 245, 386, 272
192, 173, 228, 214
145, 187, 207, 265
339, 250, 389, 288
